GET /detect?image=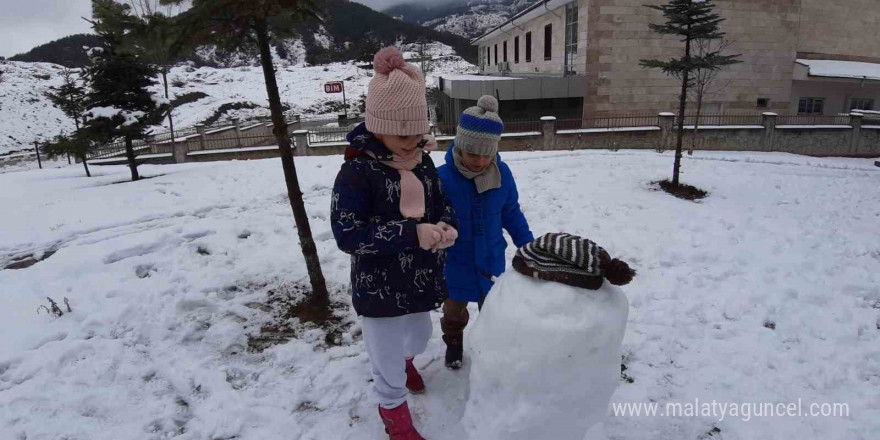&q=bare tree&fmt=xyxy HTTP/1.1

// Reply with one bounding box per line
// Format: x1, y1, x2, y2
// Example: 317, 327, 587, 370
415, 39, 434, 79
688, 38, 735, 155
